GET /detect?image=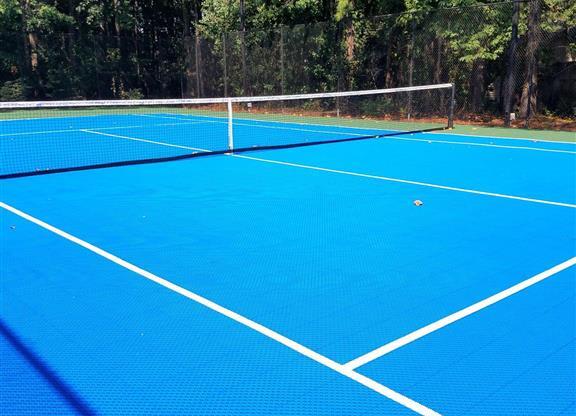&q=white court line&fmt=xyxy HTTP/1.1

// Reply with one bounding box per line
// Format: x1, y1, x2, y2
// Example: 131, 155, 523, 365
0, 112, 210, 123
136, 113, 221, 122
2, 104, 573, 146
235, 154, 576, 209
163, 112, 405, 134
0, 120, 211, 138
66, 131, 576, 208
0, 113, 153, 123
161, 113, 576, 154
2, 110, 572, 153
383, 135, 576, 155
0, 201, 439, 416
80, 130, 211, 153
344, 256, 576, 370
166, 112, 576, 146
0, 116, 54, 122
430, 131, 576, 146
140, 113, 360, 137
